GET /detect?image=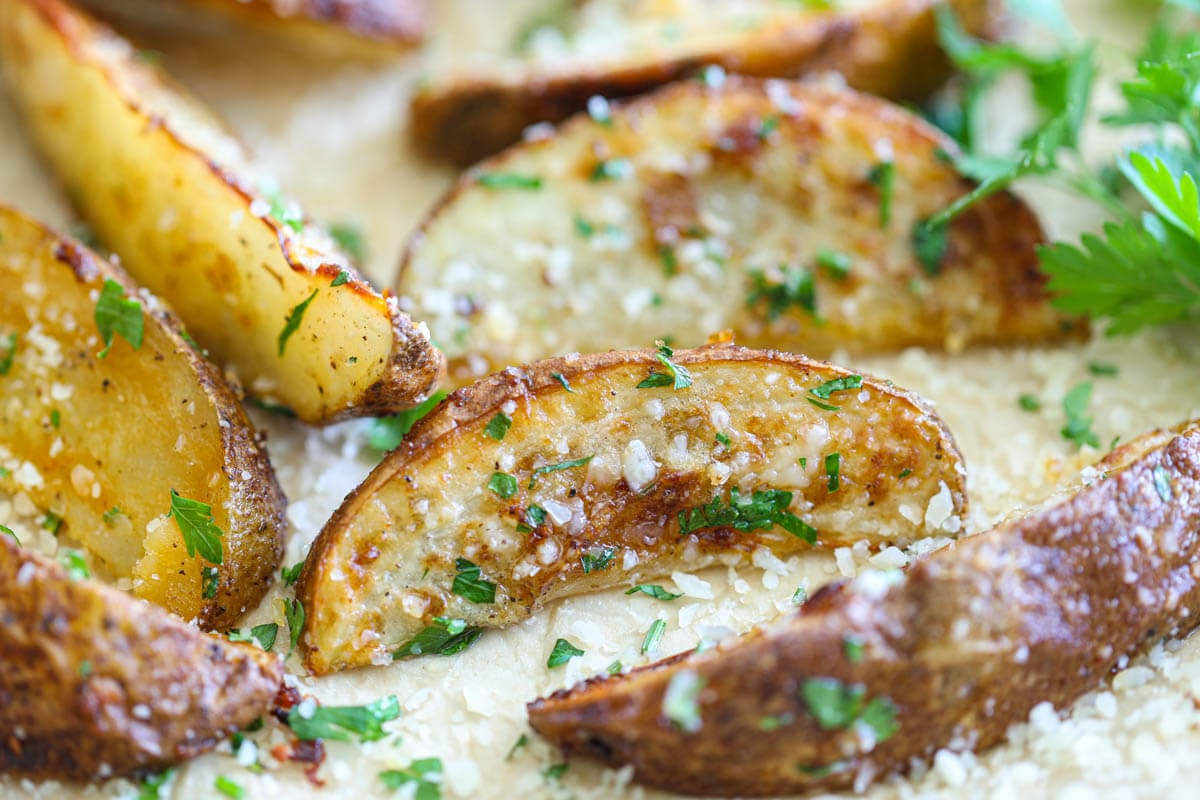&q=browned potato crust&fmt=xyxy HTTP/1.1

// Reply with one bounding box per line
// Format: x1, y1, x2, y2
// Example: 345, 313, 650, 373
0, 204, 285, 630
400, 77, 1080, 386
528, 419, 1200, 797
0, 0, 445, 425
80, 0, 428, 56
0, 535, 283, 780
412, 0, 1000, 164
298, 343, 966, 674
